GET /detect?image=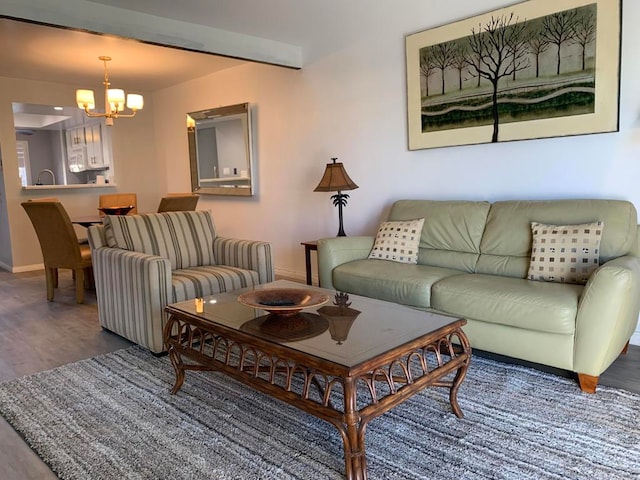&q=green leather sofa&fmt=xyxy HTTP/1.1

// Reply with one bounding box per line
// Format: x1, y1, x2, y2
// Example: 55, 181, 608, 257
317, 199, 640, 393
